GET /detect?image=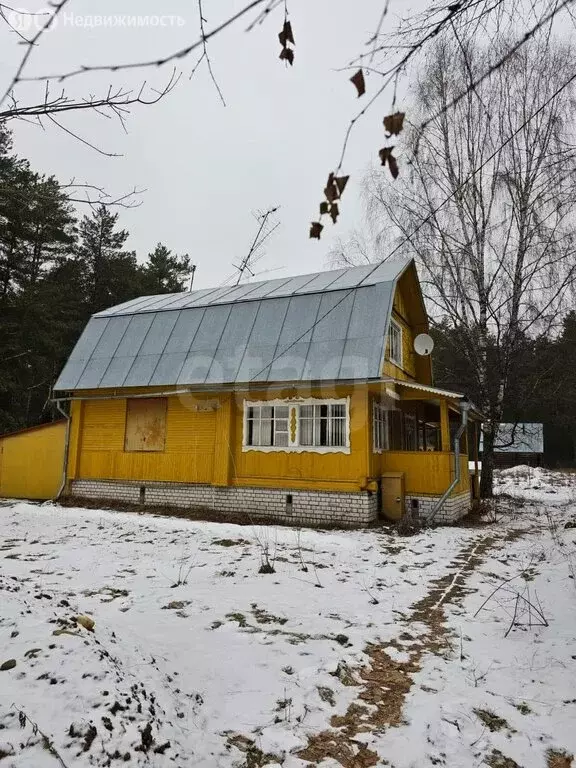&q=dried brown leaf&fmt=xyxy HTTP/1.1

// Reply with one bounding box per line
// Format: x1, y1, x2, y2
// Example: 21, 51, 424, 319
350, 69, 366, 97
324, 183, 338, 204
379, 146, 393, 165
334, 175, 349, 196
379, 146, 400, 179
329, 203, 339, 224
279, 47, 294, 66
310, 221, 324, 239
278, 20, 295, 47
319, 201, 329, 215
384, 111, 405, 137
388, 155, 399, 179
